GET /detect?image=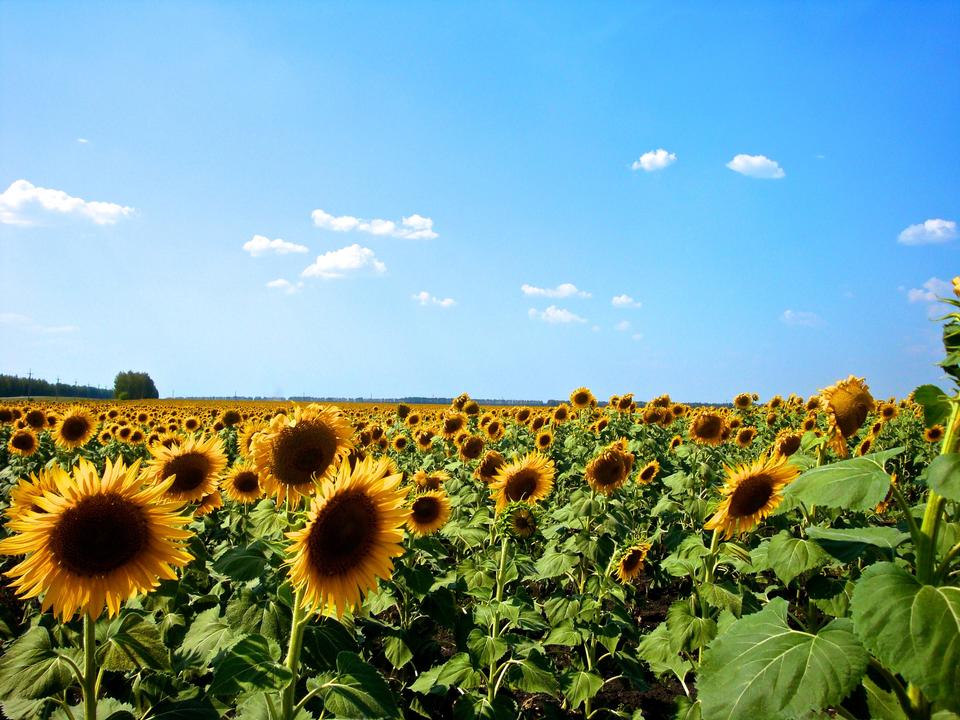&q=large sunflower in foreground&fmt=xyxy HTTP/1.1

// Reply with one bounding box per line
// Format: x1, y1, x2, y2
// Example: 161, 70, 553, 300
0, 458, 194, 620
489, 452, 555, 513
585, 439, 634, 495
253, 404, 354, 507
54, 407, 97, 449
704, 454, 800, 539
286, 457, 407, 617
819, 376, 874, 457
146, 434, 227, 502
